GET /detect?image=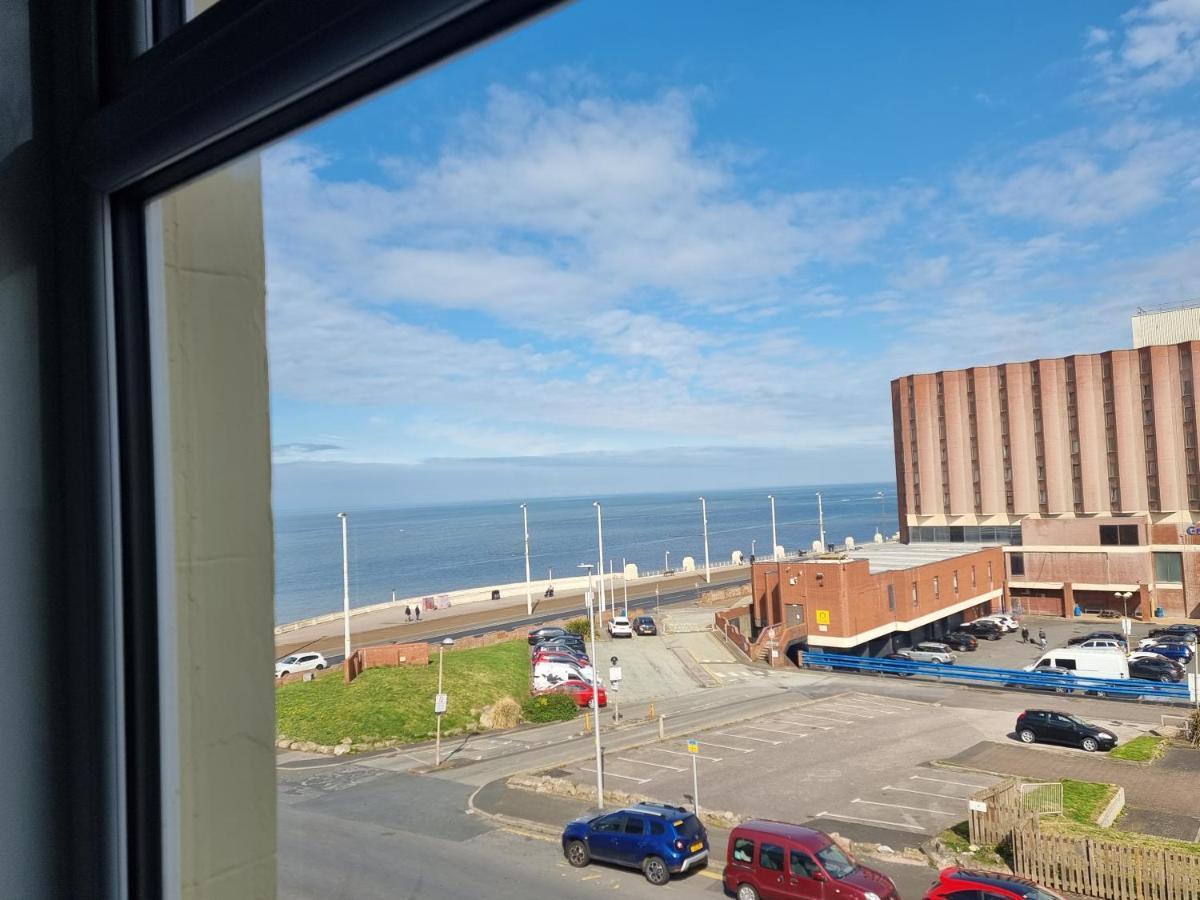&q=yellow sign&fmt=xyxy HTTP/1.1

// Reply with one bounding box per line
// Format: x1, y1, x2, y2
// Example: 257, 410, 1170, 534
815, 609, 831, 625
686, 739, 699, 754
